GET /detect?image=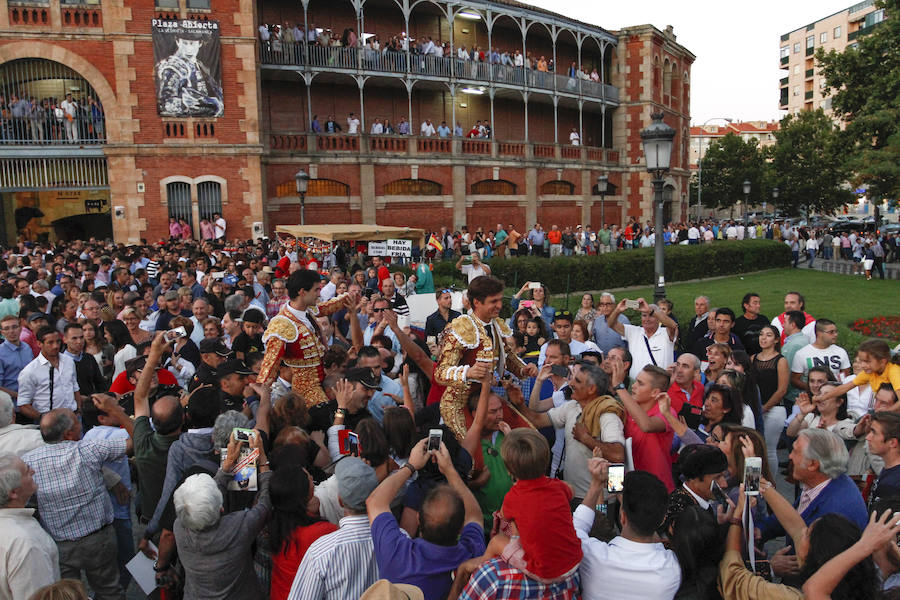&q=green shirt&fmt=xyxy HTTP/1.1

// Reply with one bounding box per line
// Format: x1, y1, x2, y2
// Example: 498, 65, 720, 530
133, 415, 180, 523
598, 229, 611, 244
495, 230, 508, 245
782, 332, 809, 404
473, 432, 513, 530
